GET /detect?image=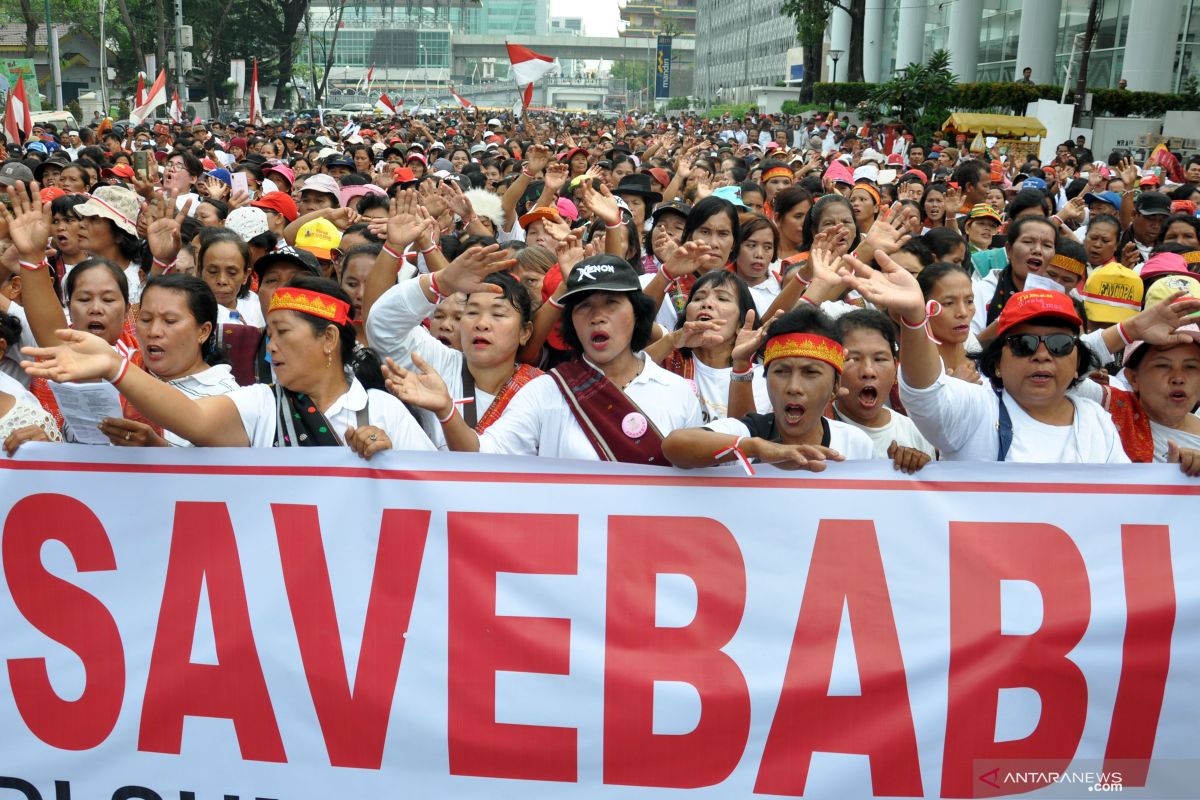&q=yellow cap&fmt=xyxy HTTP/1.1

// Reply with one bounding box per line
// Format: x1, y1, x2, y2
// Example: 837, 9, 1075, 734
295, 217, 342, 261
1144, 273, 1200, 317
1080, 262, 1143, 324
